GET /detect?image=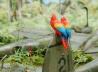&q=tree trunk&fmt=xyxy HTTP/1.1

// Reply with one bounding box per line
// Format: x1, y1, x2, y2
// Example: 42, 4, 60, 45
8, 0, 23, 22
60, 0, 71, 15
